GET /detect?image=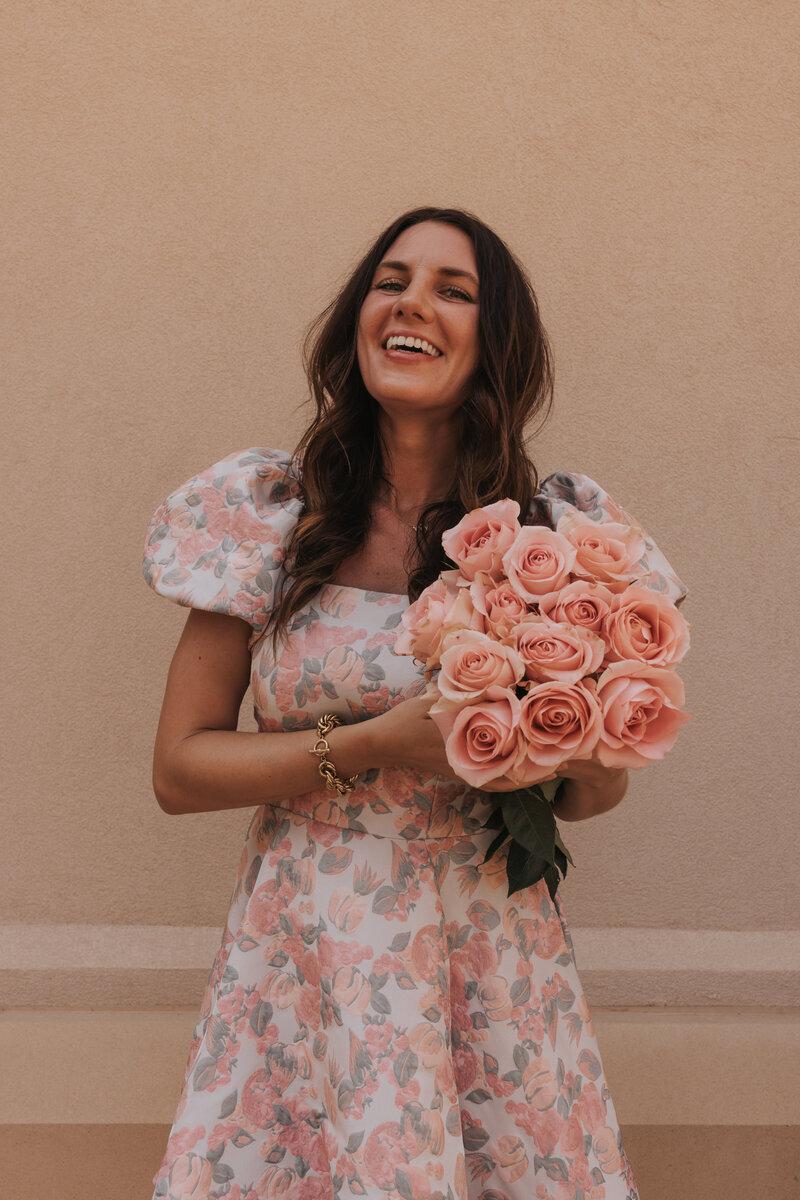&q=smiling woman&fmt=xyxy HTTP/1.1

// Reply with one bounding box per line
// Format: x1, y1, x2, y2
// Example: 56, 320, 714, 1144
356, 222, 480, 419
141, 207, 678, 1198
